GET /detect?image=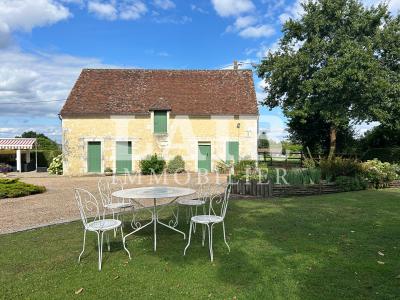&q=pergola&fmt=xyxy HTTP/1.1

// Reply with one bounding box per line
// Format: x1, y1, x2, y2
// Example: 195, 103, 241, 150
0, 138, 37, 172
